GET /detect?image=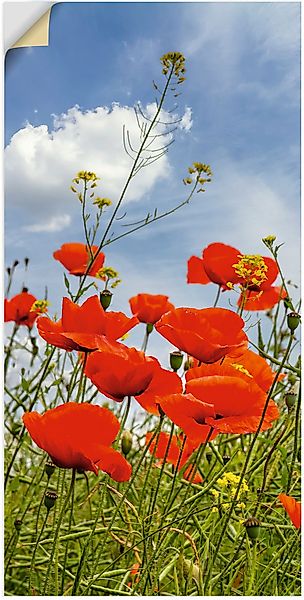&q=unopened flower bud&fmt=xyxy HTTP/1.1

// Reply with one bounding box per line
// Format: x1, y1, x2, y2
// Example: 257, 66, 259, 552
121, 430, 133, 456
284, 391, 297, 411
22, 287, 28, 293
100, 290, 113, 310
170, 351, 183, 372
44, 490, 58, 511
24, 257, 29, 268
45, 461, 56, 479
13, 260, 19, 268
6, 267, 11, 276
287, 312, 301, 333
244, 516, 260, 540
14, 519, 22, 532
146, 323, 154, 335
